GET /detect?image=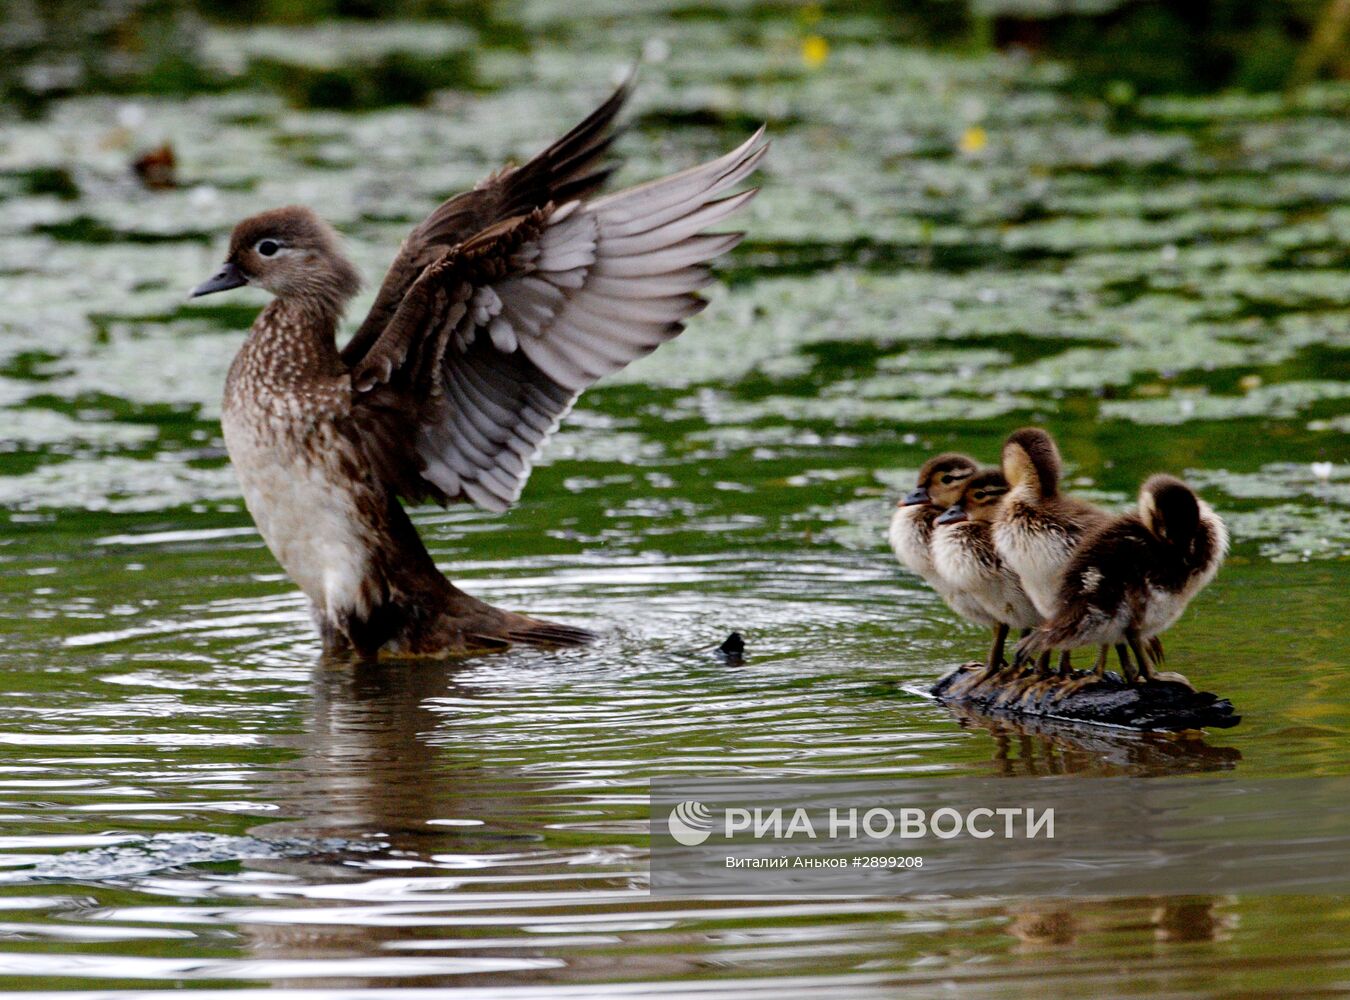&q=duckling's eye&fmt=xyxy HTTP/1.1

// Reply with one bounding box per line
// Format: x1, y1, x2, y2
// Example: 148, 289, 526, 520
256, 239, 281, 257
940, 475, 954, 484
